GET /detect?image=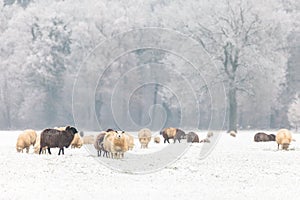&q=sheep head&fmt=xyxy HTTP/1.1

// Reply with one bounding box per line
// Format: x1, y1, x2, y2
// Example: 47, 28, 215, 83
66, 126, 78, 135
